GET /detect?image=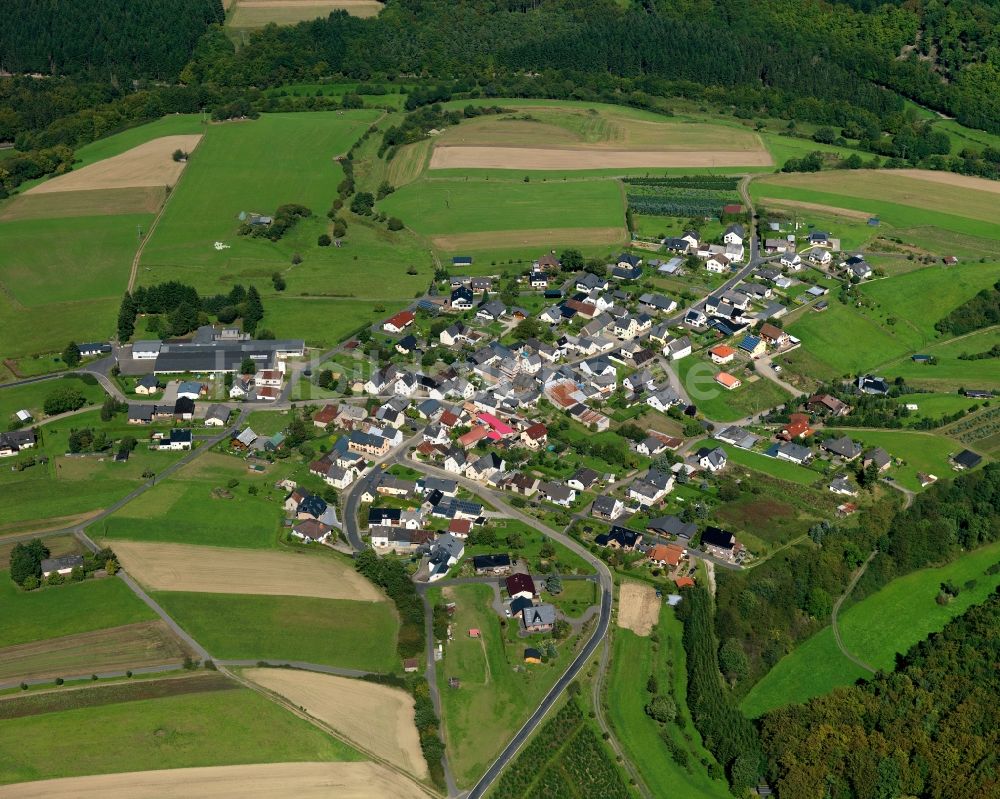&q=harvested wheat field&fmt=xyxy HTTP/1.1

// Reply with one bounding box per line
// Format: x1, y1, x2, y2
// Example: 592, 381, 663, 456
110, 541, 385, 602
0, 621, 187, 685
617, 581, 659, 636
0, 762, 433, 799
764, 198, 873, 221
244, 668, 427, 778
229, 0, 382, 27
0, 187, 167, 221
27, 136, 202, 194
431, 226, 626, 251
430, 146, 773, 170
890, 168, 1000, 195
